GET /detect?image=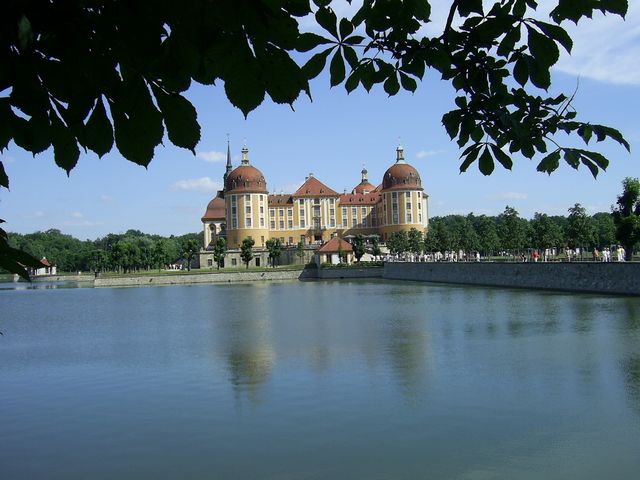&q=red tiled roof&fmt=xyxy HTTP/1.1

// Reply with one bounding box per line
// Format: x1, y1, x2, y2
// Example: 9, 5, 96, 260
201, 193, 226, 221
40, 257, 51, 267
317, 236, 353, 253
225, 165, 268, 193
382, 163, 422, 191
338, 192, 381, 205
353, 181, 376, 194
268, 194, 293, 206
293, 176, 339, 197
